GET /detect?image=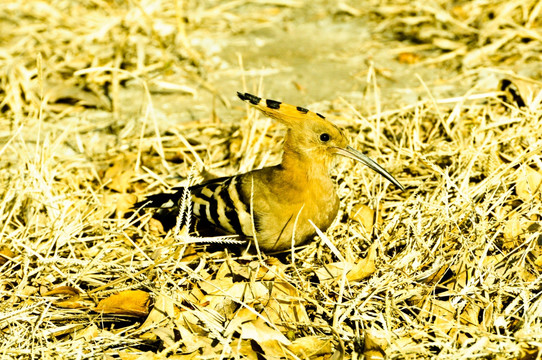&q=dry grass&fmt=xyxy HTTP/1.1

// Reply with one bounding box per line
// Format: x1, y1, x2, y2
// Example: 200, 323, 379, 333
1, 0, 542, 359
